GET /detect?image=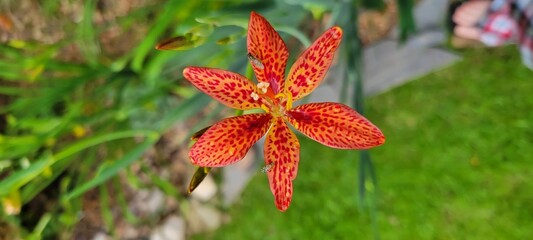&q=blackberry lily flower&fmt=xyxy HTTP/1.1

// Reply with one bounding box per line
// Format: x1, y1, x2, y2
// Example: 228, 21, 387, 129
183, 12, 385, 211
